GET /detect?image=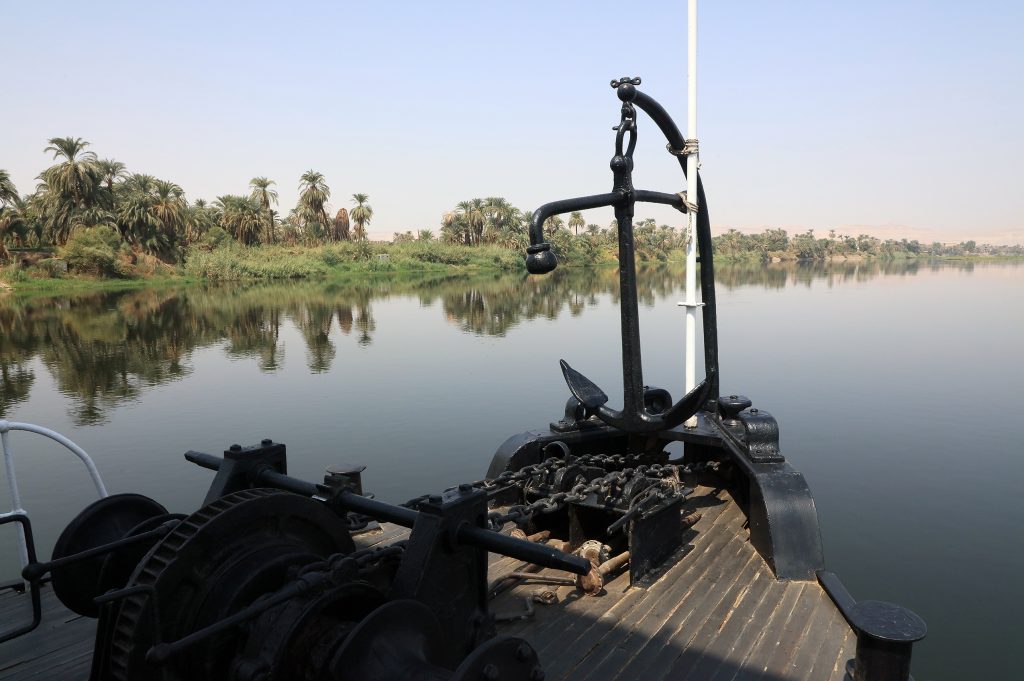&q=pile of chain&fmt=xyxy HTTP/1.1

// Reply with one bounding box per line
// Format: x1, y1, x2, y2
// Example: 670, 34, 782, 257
485, 461, 691, 530
345, 453, 721, 533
